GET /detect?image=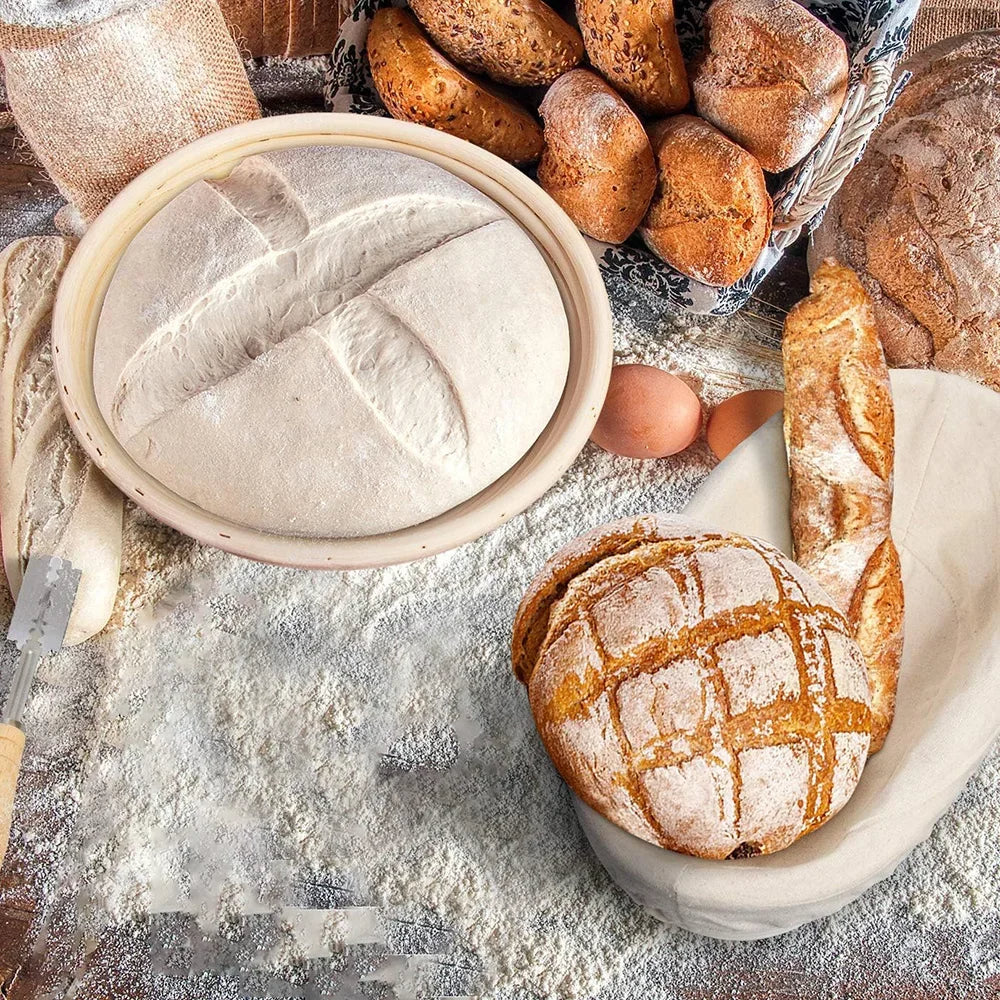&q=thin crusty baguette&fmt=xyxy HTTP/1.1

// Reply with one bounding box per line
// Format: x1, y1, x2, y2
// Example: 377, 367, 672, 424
783, 260, 903, 753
